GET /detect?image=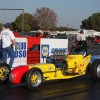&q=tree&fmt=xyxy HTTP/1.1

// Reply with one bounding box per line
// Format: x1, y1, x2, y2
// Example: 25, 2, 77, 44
0, 23, 4, 31
33, 7, 58, 30
81, 13, 100, 31
12, 13, 33, 32
56, 26, 77, 31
